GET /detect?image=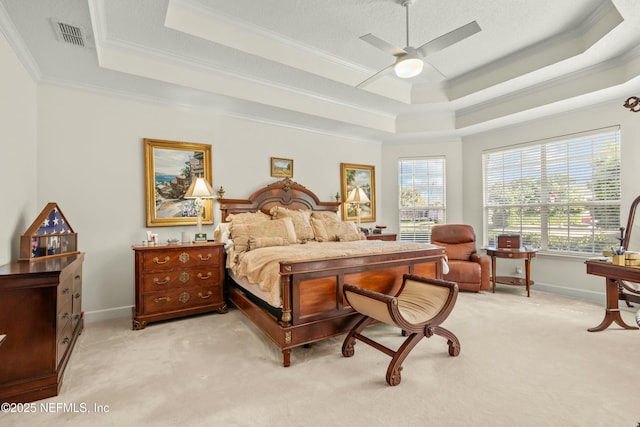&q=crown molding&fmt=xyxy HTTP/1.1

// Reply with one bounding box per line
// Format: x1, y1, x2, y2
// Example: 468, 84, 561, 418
0, 0, 42, 81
